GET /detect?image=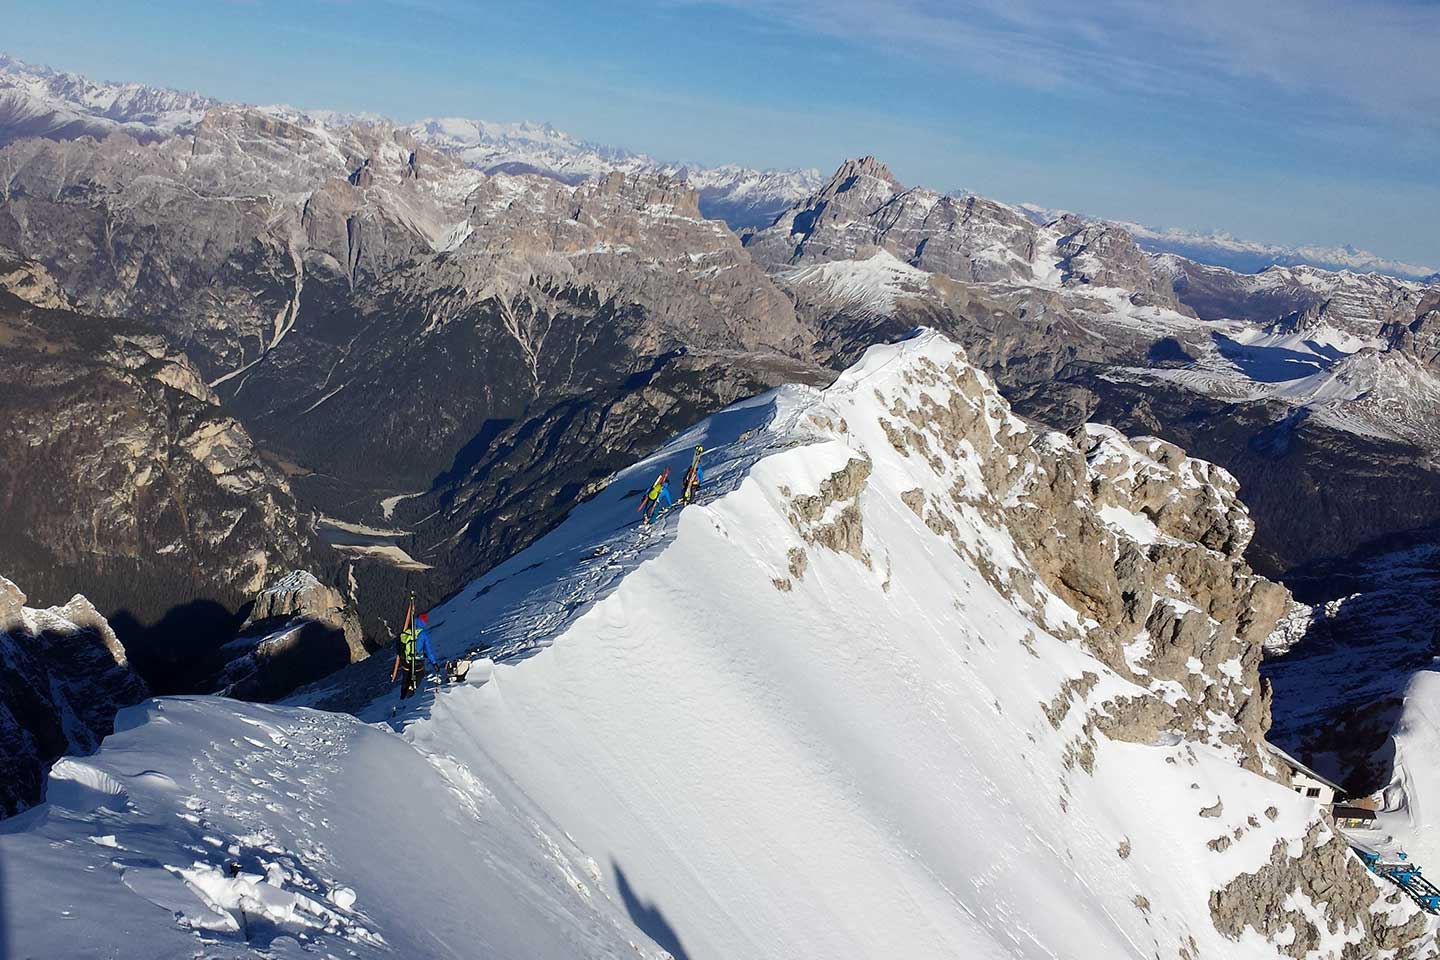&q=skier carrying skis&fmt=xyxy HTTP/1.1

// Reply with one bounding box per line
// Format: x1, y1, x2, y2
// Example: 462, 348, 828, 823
680, 445, 704, 504
390, 596, 438, 699
639, 467, 673, 524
